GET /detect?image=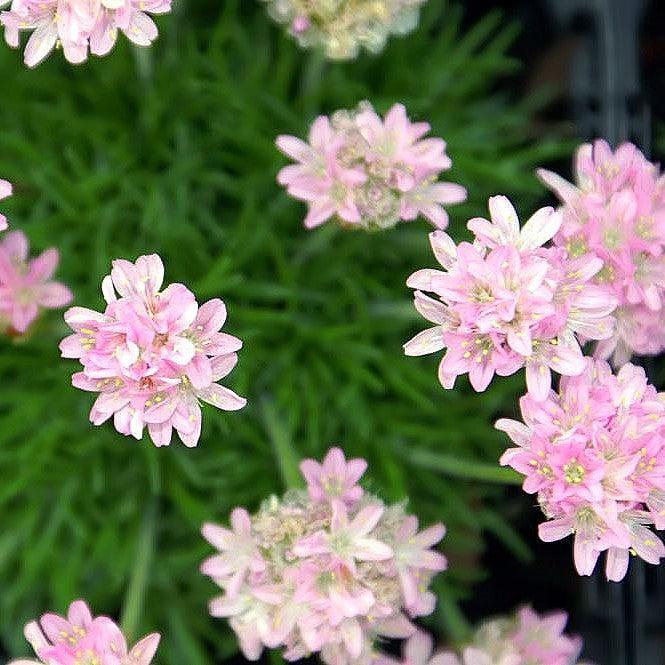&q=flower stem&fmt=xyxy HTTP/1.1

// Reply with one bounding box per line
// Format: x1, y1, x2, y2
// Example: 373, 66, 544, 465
405, 447, 523, 485
261, 400, 302, 490
120, 495, 158, 641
